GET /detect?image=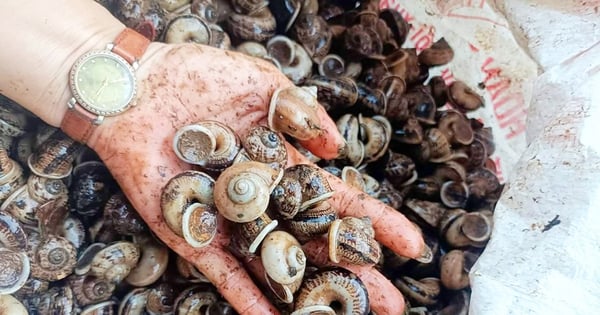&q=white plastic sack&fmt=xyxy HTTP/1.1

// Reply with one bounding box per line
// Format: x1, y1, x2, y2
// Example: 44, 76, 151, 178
383, 0, 600, 313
